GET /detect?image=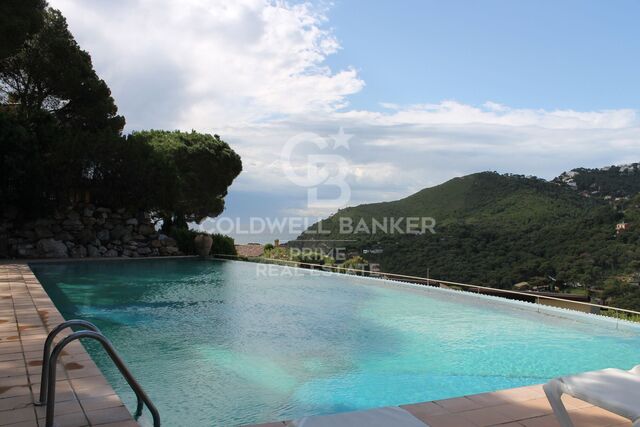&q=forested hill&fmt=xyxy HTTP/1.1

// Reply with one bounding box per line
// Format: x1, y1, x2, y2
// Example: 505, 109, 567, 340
296, 171, 640, 296
554, 163, 640, 199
